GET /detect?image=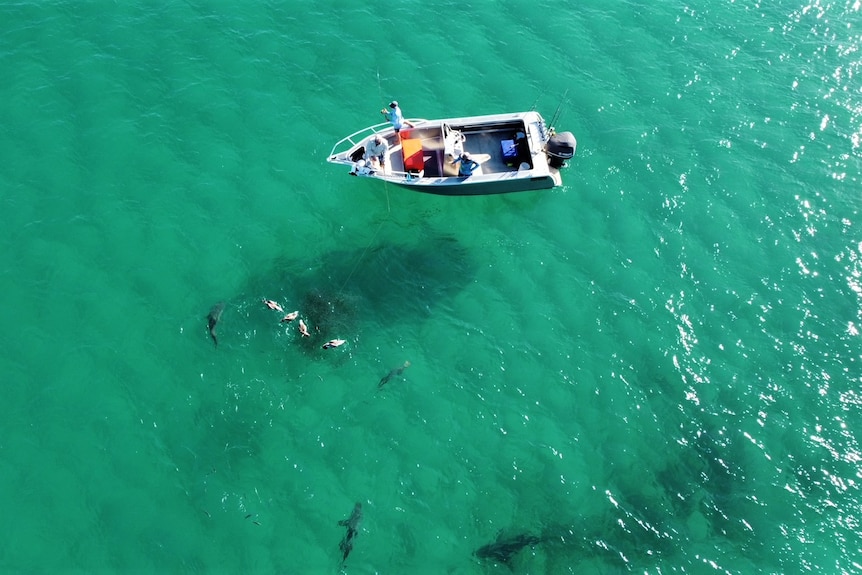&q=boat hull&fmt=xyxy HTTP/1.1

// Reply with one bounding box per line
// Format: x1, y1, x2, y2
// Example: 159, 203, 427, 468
386, 173, 558, 196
